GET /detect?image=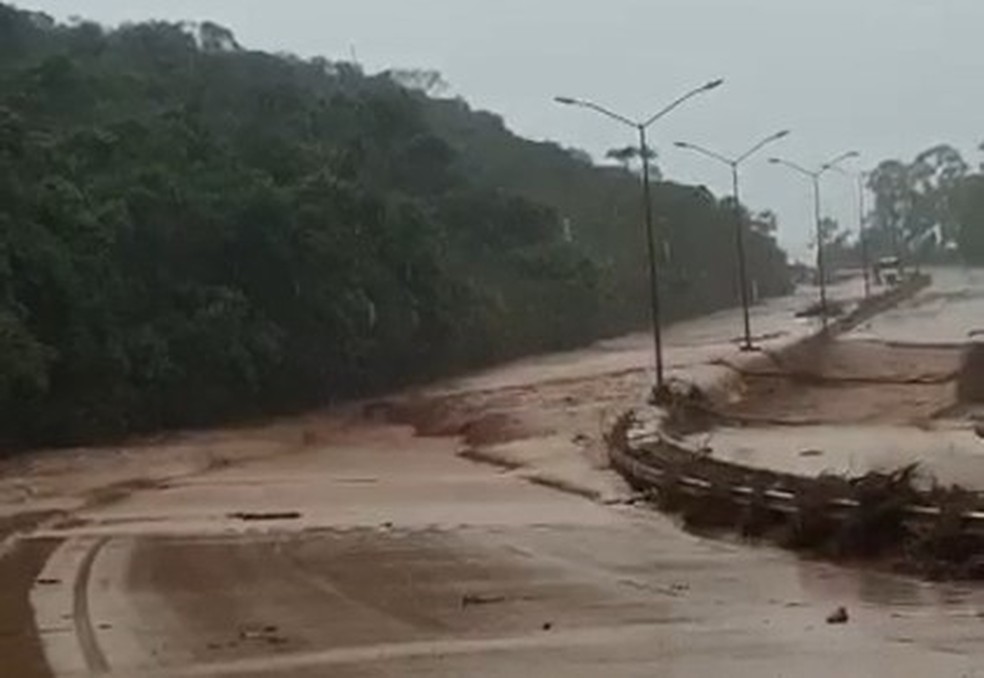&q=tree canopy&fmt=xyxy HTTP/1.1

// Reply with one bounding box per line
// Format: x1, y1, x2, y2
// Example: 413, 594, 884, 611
0, 5, 792, 449
865, 144, 984, 264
